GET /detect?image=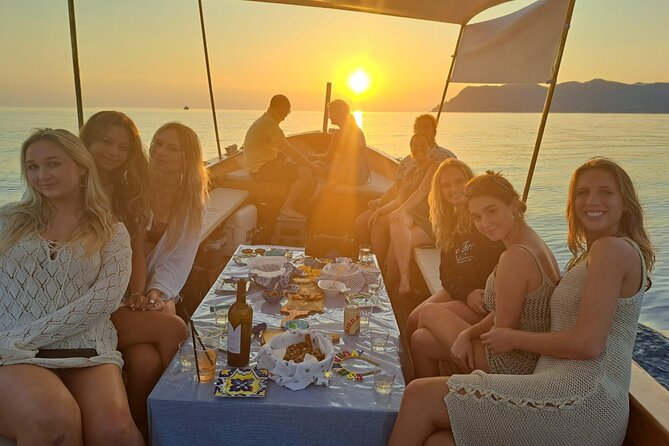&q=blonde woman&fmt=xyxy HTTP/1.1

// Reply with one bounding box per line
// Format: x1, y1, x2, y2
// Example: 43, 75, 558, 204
0, 129, 143, 445
110, 122, 207, 438
411, 172, 560, 378
405, 160, 504, 368
390, 158, 655, 446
